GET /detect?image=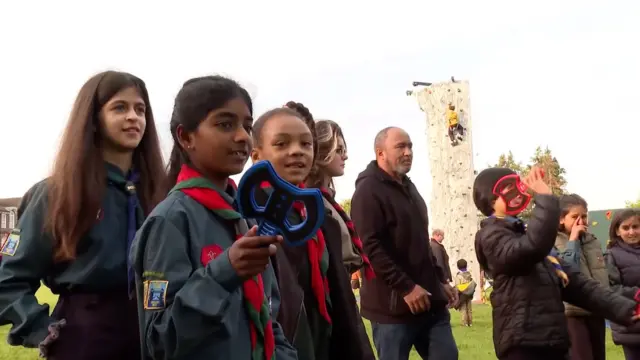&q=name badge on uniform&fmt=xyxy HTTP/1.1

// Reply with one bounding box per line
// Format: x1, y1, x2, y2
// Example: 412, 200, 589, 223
1, 229, 20, 257
143, 280, 168, 310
